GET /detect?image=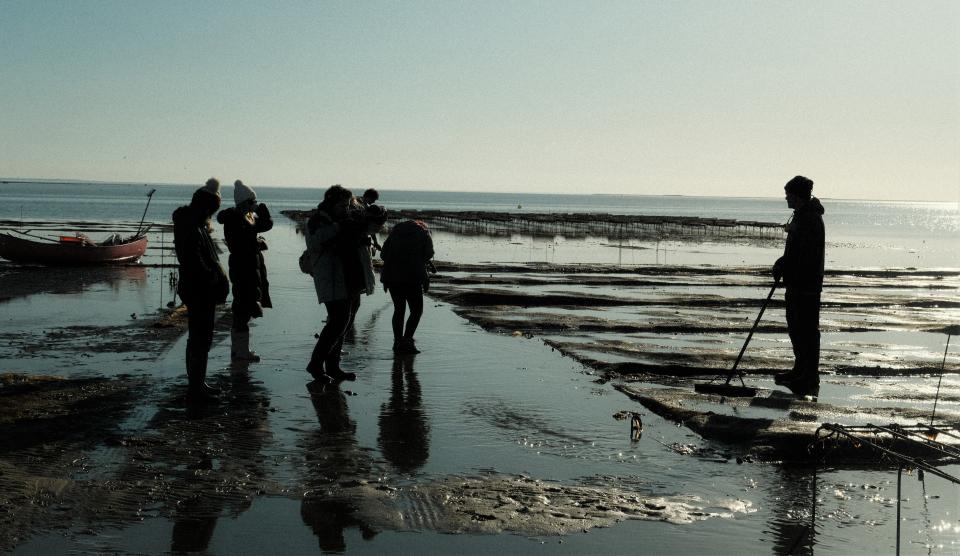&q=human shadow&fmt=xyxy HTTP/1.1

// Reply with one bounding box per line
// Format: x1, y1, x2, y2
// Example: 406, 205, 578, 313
300, 380, 378, 553
378, 356, 430, 474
